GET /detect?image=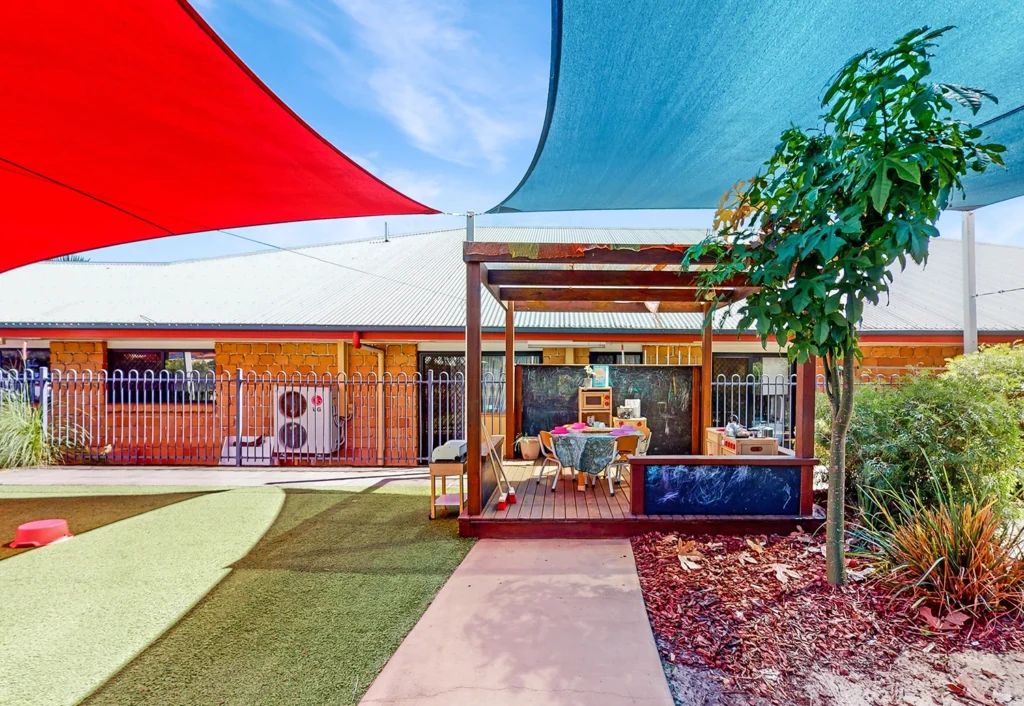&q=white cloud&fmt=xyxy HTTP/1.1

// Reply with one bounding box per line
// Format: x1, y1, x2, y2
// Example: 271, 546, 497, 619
348, 153, 444, 205
226, 0, 541, 171
333, 0, 537, 169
